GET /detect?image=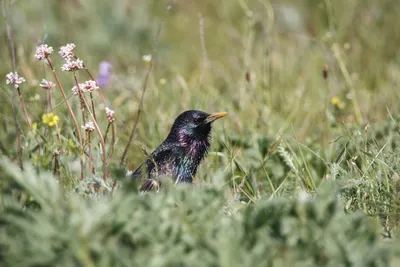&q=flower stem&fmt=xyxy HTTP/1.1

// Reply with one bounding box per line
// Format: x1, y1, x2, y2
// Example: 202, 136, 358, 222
89, 92, 97, 121
110, 123, 115, 158
46, 57, 85, 180
16, 86, 42, 154
87, 132, 93, 175
16, 87, 32, 126
78, 92, 87, 125
2, 0, 23, 168
76, 57, 107, 106
74, 73, 108, 180
104, 123, 115, 158
47, 90, 62, 144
